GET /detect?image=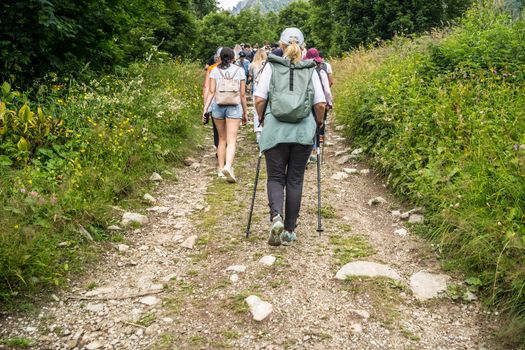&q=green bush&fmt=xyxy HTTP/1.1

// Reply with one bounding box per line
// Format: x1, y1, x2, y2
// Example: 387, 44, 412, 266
334, 1, 525, 345
0, 58, 203, 300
